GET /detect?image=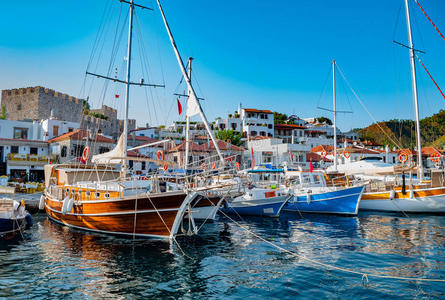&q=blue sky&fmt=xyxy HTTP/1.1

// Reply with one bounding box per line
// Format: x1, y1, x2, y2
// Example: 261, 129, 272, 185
0, 0, 444, 131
